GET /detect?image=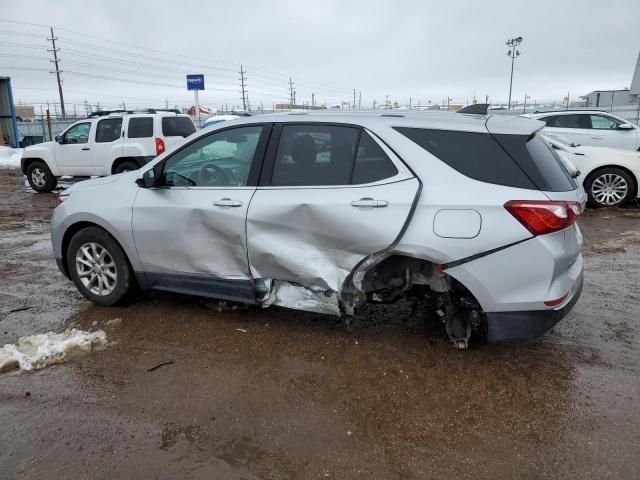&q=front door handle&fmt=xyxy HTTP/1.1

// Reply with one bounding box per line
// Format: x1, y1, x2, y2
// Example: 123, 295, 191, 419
591, 136, 604, 140
351, 197, 389, 208
213, 198, 243, 207
81, 147, 91, 151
